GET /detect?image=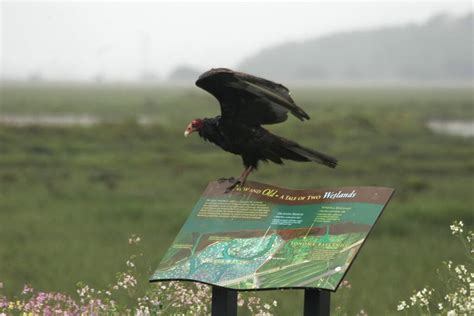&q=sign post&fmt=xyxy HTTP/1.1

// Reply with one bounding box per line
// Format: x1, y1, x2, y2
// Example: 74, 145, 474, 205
304, 289, 330, 316
150, 181, 393, 314
211, 286, 237, 316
